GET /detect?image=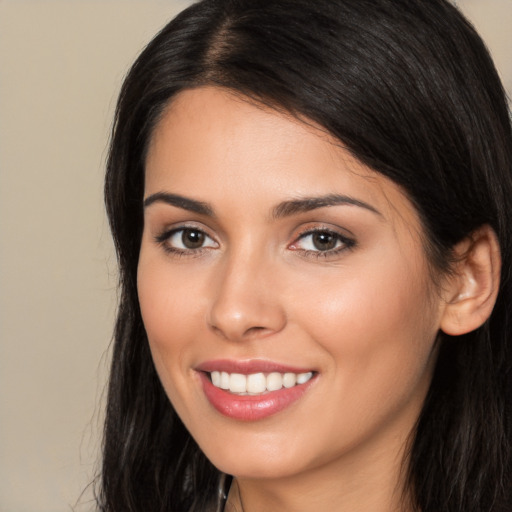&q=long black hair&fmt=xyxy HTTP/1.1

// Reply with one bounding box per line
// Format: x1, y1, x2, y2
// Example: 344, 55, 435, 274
100, 1, 512, 510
